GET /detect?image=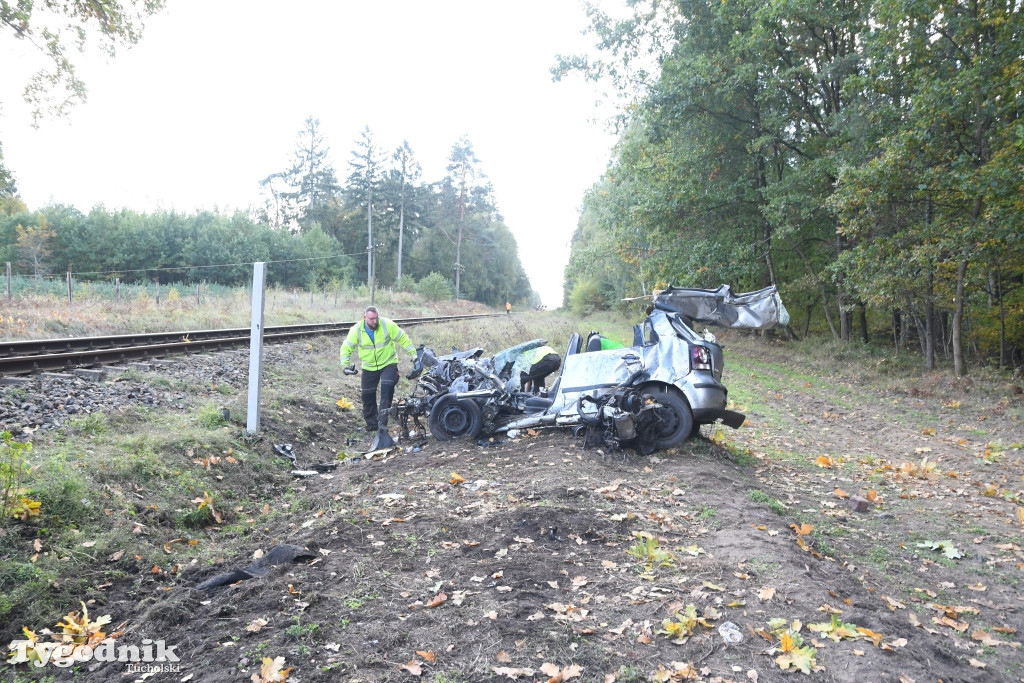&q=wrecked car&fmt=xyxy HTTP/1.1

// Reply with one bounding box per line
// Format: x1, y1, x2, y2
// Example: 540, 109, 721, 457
387, 285, 788, 452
